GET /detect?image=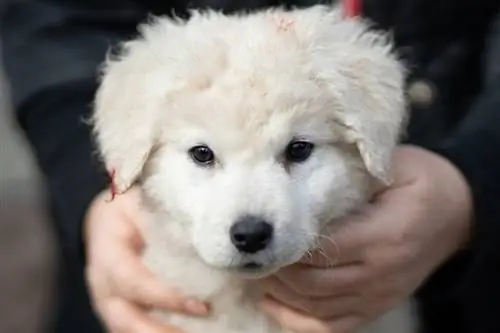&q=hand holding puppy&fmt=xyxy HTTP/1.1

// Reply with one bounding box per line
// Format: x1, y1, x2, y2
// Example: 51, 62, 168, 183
262, 145, 473, 333
84, 188, 209, 333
